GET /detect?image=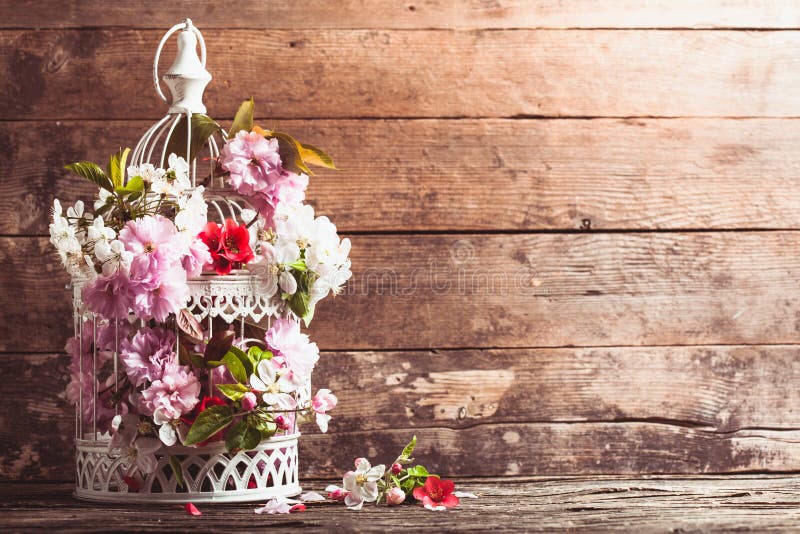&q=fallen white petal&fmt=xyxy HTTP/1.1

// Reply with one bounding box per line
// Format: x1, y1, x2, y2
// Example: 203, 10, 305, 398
300, 491, 326, 502
454, 491, 479, 498
424, 503, 448, 511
